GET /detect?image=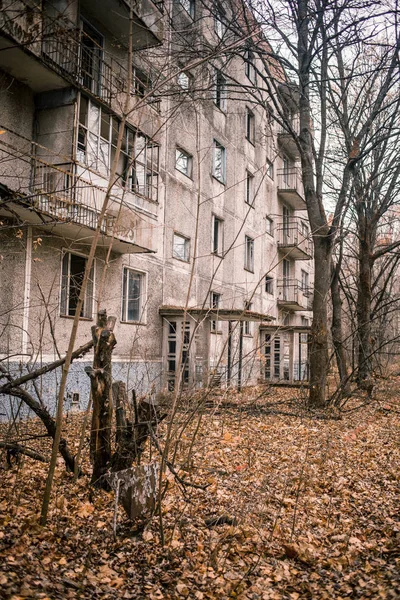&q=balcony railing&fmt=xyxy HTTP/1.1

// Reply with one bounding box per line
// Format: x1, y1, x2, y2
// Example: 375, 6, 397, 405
276, 217, 313, 259
41, 20, 159, 109
277, 279, 313, 311
31, 159, 117, 235
277, 118, 300, 157
277, 167, 305, 209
